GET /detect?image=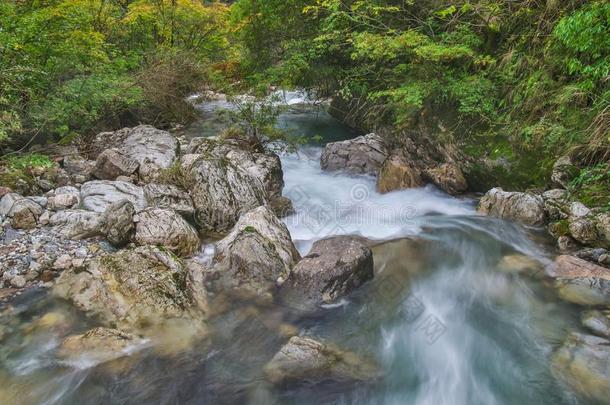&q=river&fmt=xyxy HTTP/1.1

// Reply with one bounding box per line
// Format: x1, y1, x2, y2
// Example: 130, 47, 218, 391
0, 93, 597, 404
